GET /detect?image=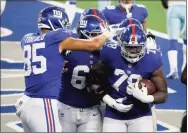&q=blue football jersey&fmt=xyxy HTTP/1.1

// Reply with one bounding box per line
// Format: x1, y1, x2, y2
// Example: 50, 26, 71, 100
100, 43, 162, 120
102, 4, 148, 25
21, 28, 70, 99
58, 50, 101, 108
